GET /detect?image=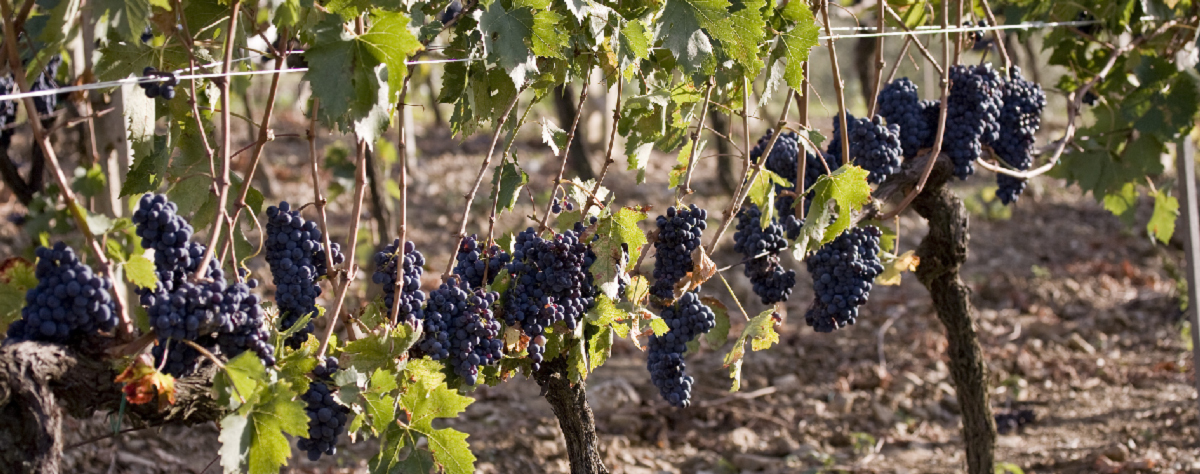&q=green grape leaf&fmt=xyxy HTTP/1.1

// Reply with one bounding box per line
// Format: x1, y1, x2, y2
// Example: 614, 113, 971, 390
217, 374, 308, 474
358, 368, 399, 436
777, 0, 819, 90
796, 164, 871, 254
276, 343, 318, 389
305, 12, 421, 129
722, 309, 779, 391
490, 161, 528, 213
701, 296, 730, 348
586, 294, 624, 326
343, 323, 421, 374
371, 359, 476, 474
94, 0, 151, 43
168, 174, 213, 217
540, 117, 569, 155
648, 316, 668, 336
747, 169, 789, 220
590, 207, 647, 298
121, 134, 172, 197
1148, 189, 1179, 244
587, 325, 613, 372
213, 352, 270, 411
566, 336, 588, 382
72, 163, 106, 198
124, 254, 158, 291
274, 0, 302, 27
618, 19, 651, 76
656, 0, 731, 74
725, 0, 766, 73
0, 259, 36, 333
476, 1, 538, 87
1102, 182, 1139, 226
531, 11, 567, 59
